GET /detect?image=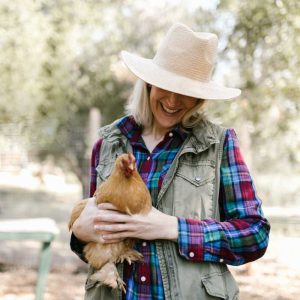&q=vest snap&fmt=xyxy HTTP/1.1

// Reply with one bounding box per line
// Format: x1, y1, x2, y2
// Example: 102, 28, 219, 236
93, 118, 238, 299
